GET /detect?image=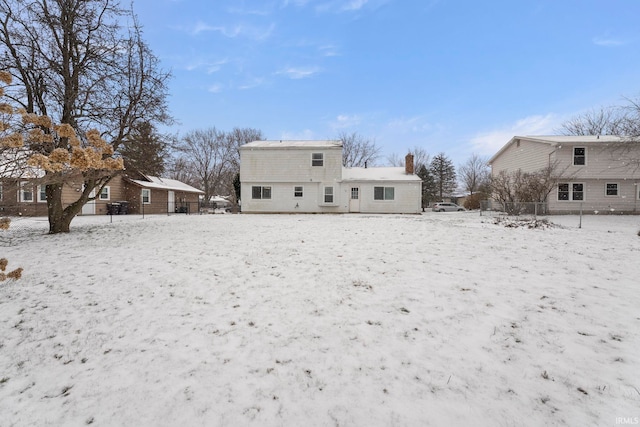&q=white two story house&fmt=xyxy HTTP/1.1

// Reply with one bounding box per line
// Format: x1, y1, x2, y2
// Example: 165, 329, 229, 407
489, 135, 640, 213
239, 140, 421, 214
